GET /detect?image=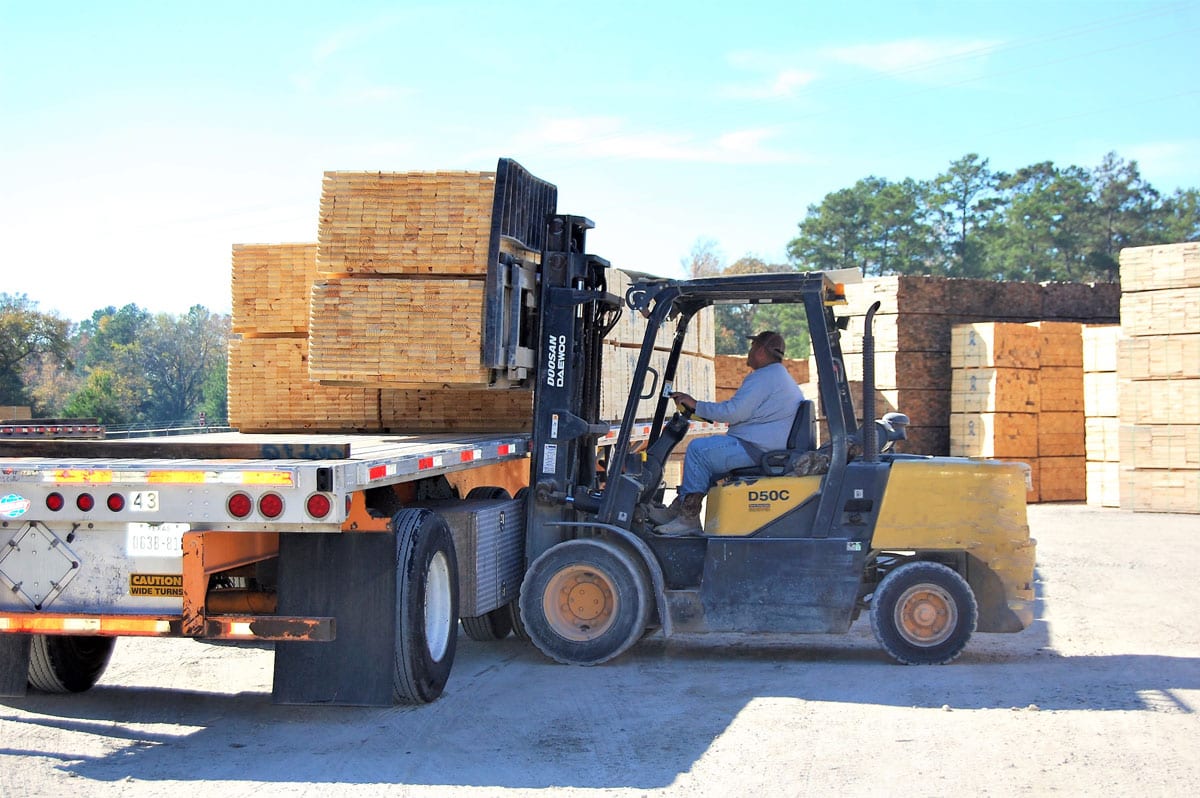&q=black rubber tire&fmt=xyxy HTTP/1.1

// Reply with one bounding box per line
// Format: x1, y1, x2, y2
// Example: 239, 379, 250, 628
520, 539, 650, 666
28, 635, 116, 693
391, 508, 459, 704
870, 561, 978, 665
461, 606, 513, 641
465, 486, 511, 500
506, 599, 530, 641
